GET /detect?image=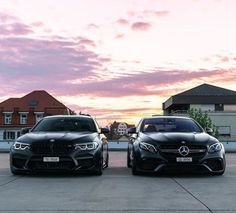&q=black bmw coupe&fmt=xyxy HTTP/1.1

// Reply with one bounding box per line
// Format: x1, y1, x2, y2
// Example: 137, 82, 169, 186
127, 116, 226, 175
10, 115, 109, 175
